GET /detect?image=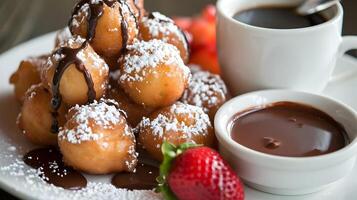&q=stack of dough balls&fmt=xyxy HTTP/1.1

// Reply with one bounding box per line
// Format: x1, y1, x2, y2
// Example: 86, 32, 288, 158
9, 0, 230, 174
